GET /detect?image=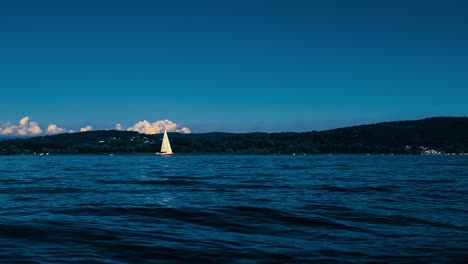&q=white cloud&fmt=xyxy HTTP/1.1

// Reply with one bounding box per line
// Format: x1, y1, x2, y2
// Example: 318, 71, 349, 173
80, 125, 93, 132
46, 124, 66, 134
0, 122, 15, 135
115, 123, 123, 131
0, 116, 43, 136
127, 119, 191, 134
19, 116, 30, 126
28, 122, 43, 135
180, 127, 191, 134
